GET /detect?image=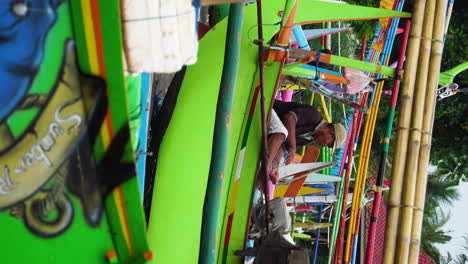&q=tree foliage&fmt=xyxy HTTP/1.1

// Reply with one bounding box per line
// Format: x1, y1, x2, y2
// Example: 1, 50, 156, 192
420, 173, 460, 262
441, 235, 468, 263
431, 1, 468, 183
